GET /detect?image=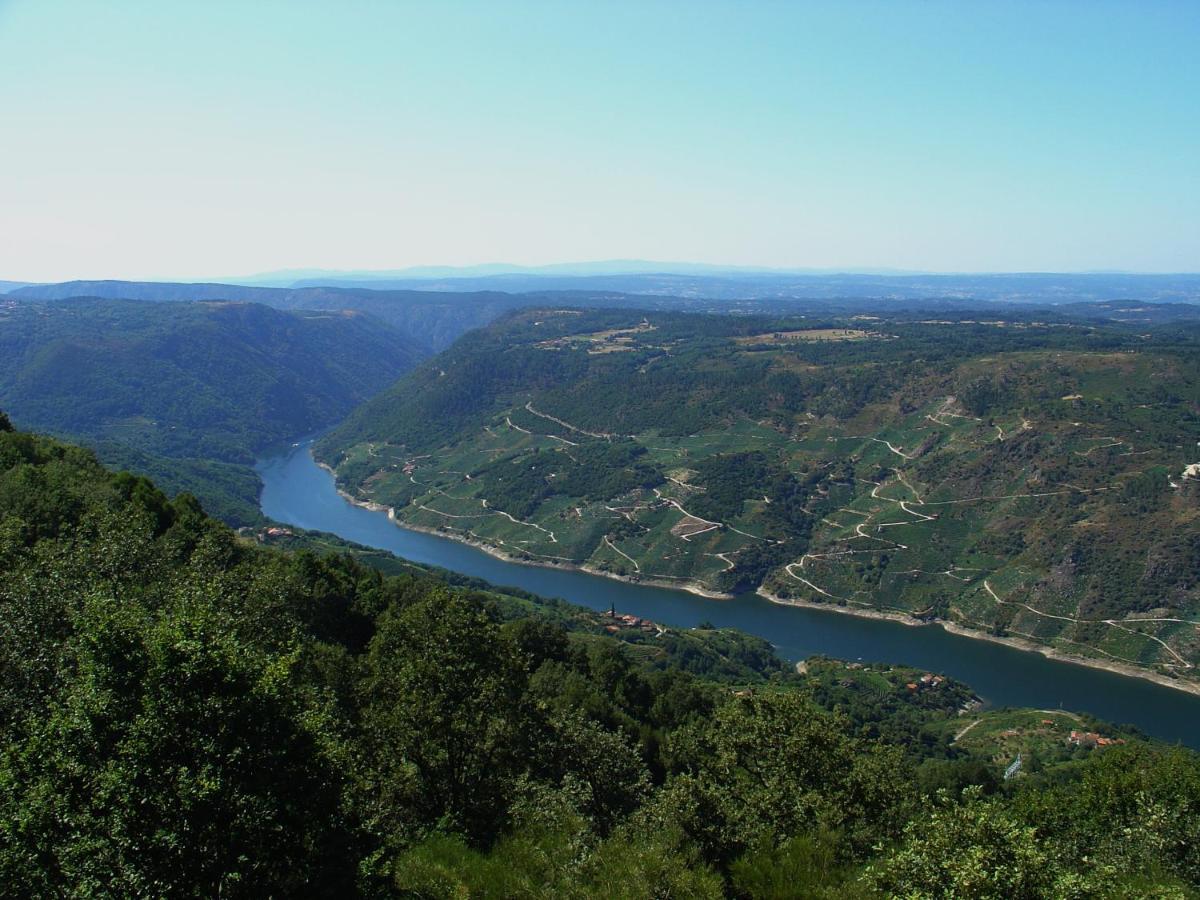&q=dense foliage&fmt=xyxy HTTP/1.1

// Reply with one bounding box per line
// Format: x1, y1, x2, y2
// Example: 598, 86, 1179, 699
323, 307, 1191, 453
0, 297, 424, 523
476, 442, 663, 520
12, 279, 771, 353
89, 440, 267, 527
2, 423, 1200, 896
